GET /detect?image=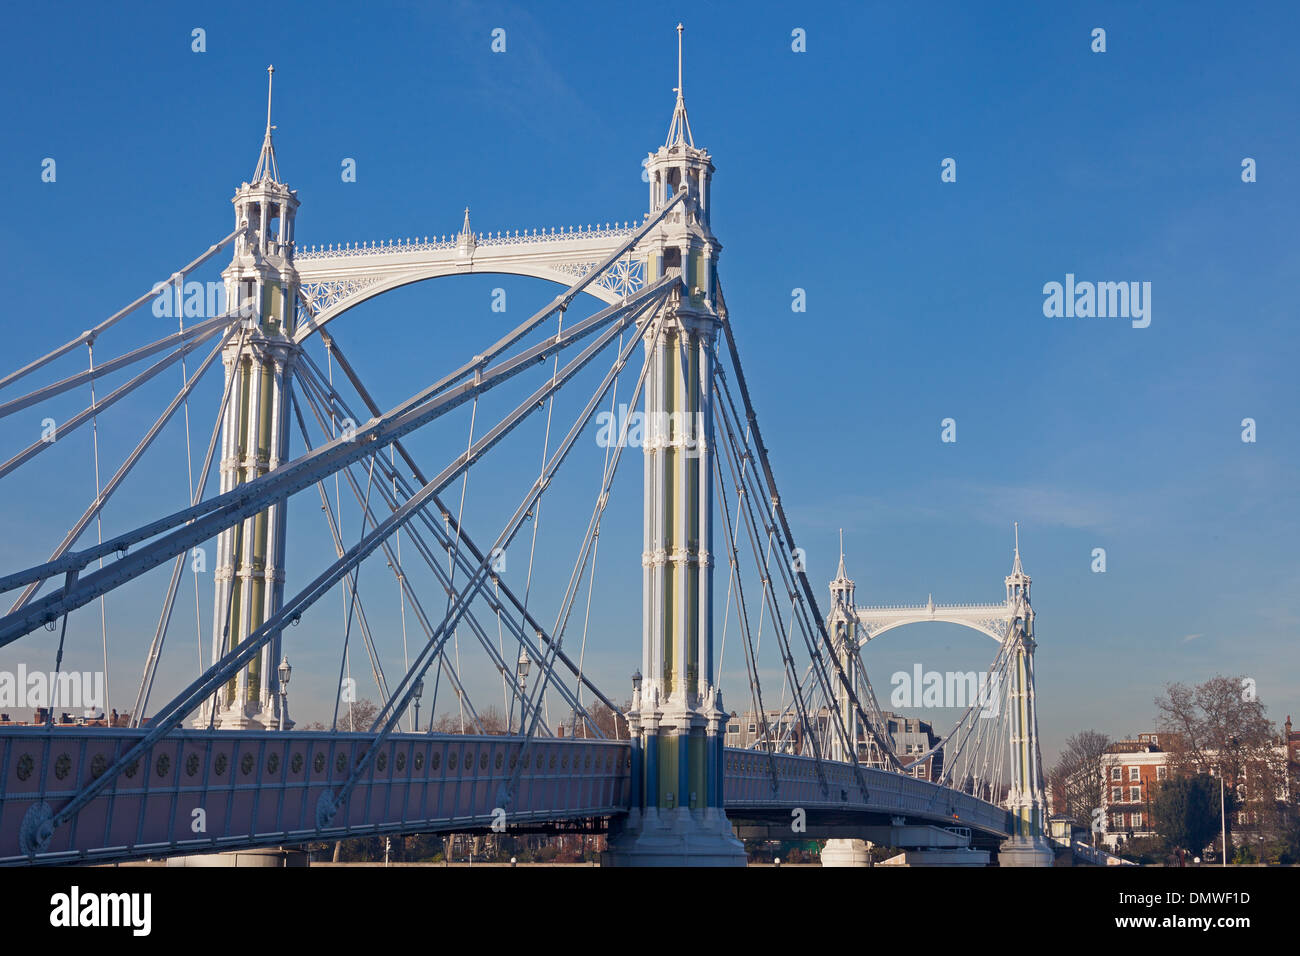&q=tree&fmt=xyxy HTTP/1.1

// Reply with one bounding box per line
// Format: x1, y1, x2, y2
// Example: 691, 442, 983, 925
574, 700, 631, 739
1049, 730, 1110, 843
1151, 774, 1234, 857
426, 704, 508, 734
1154, 676, 1284, 840
299, 697, 379, 731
